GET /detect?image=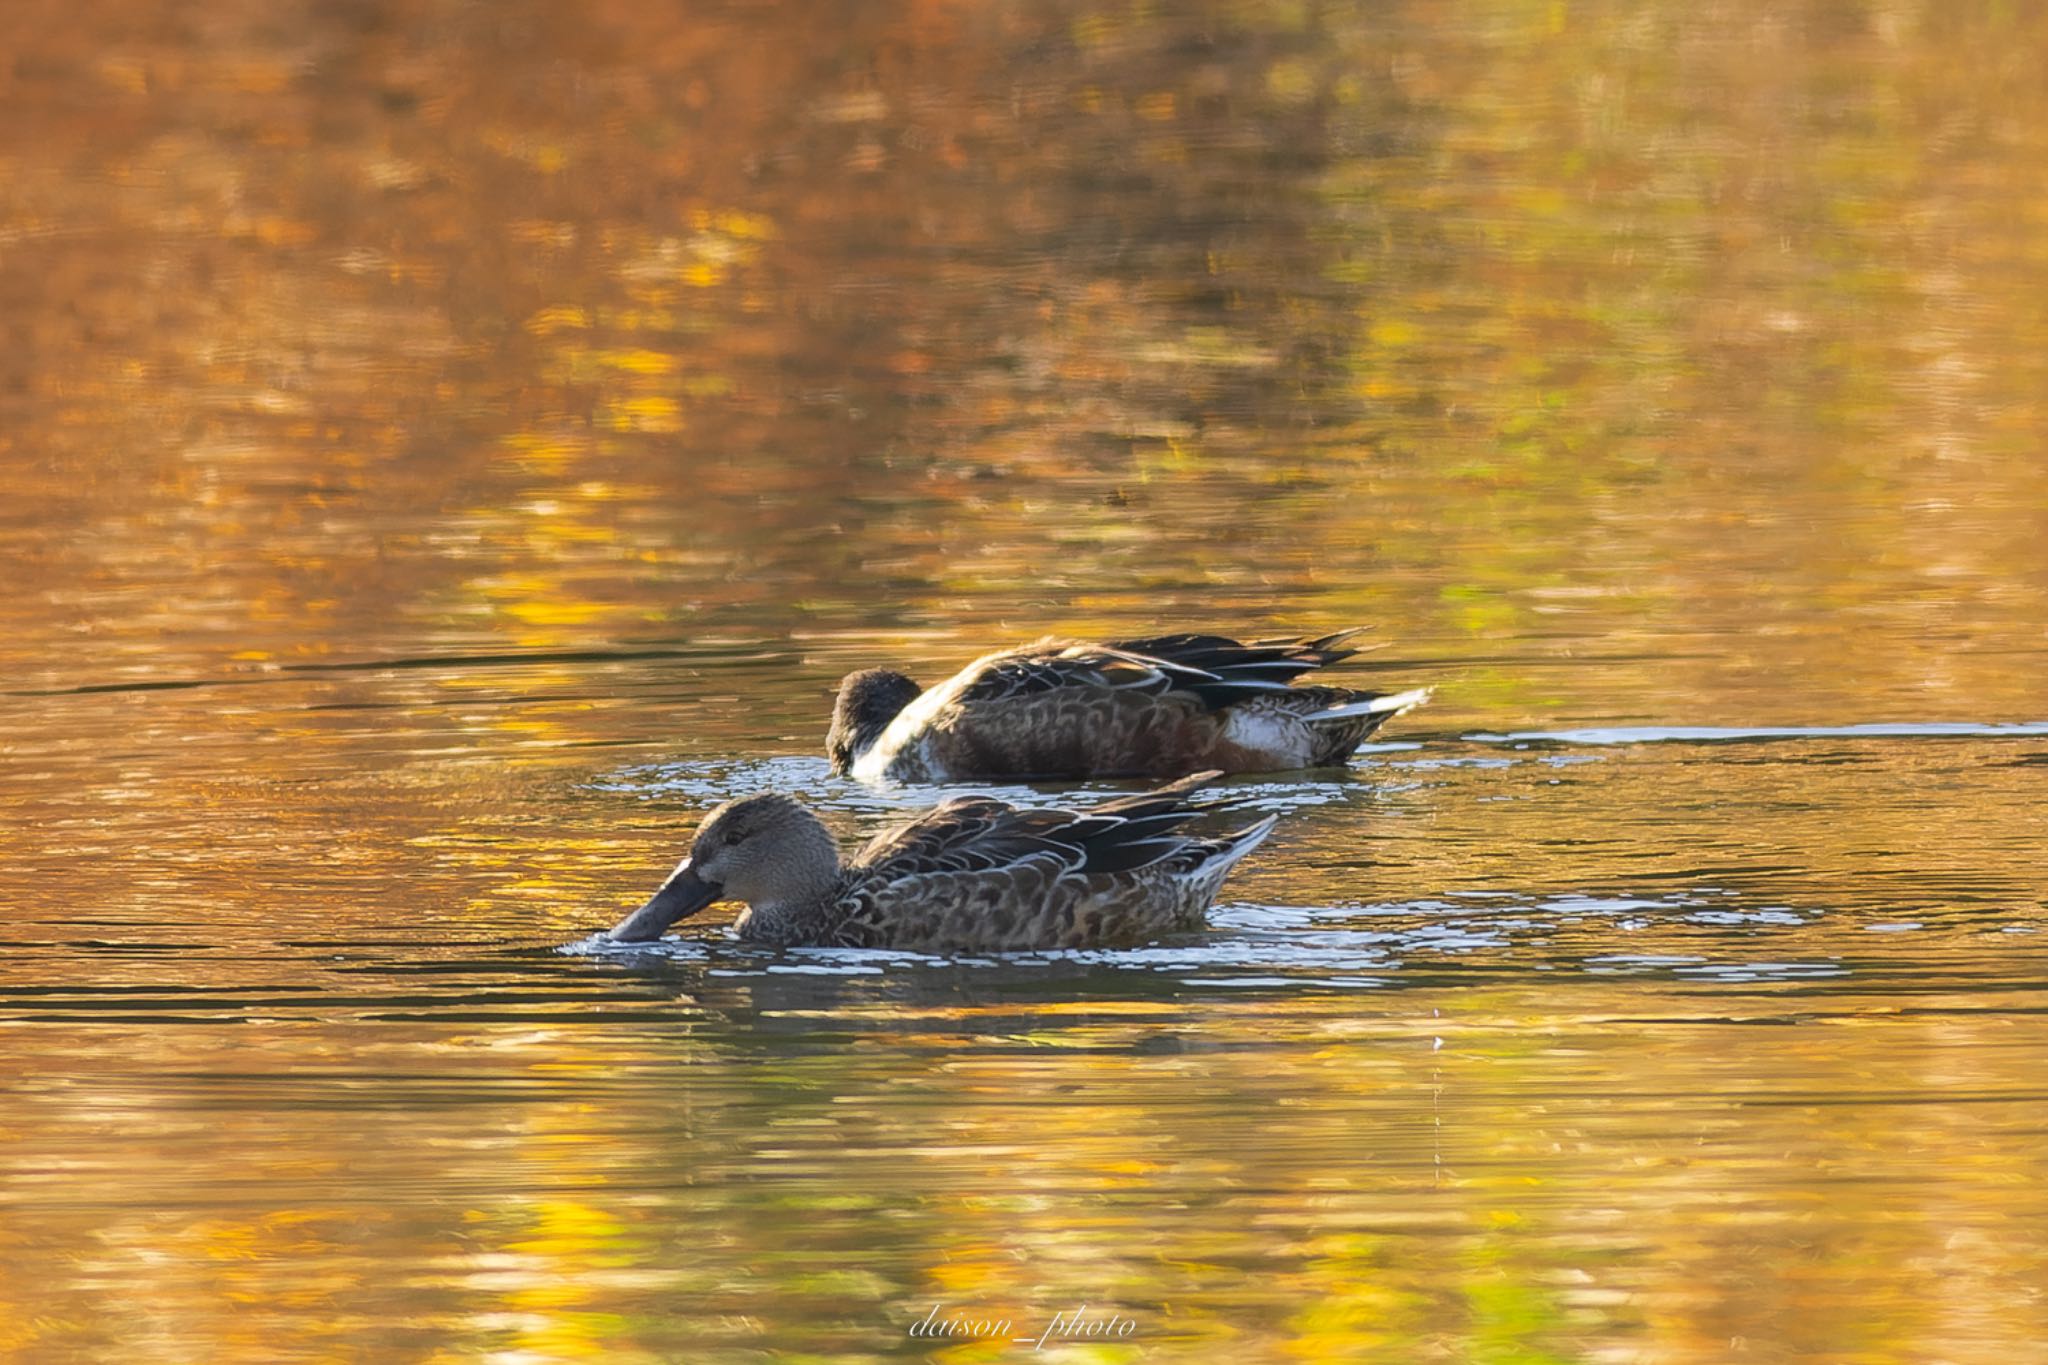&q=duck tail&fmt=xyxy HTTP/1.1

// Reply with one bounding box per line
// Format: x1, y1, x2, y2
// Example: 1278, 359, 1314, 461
1208, 812, 1278, 874
1269, 625, 1374, 657
1302, 686, 1432, 725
